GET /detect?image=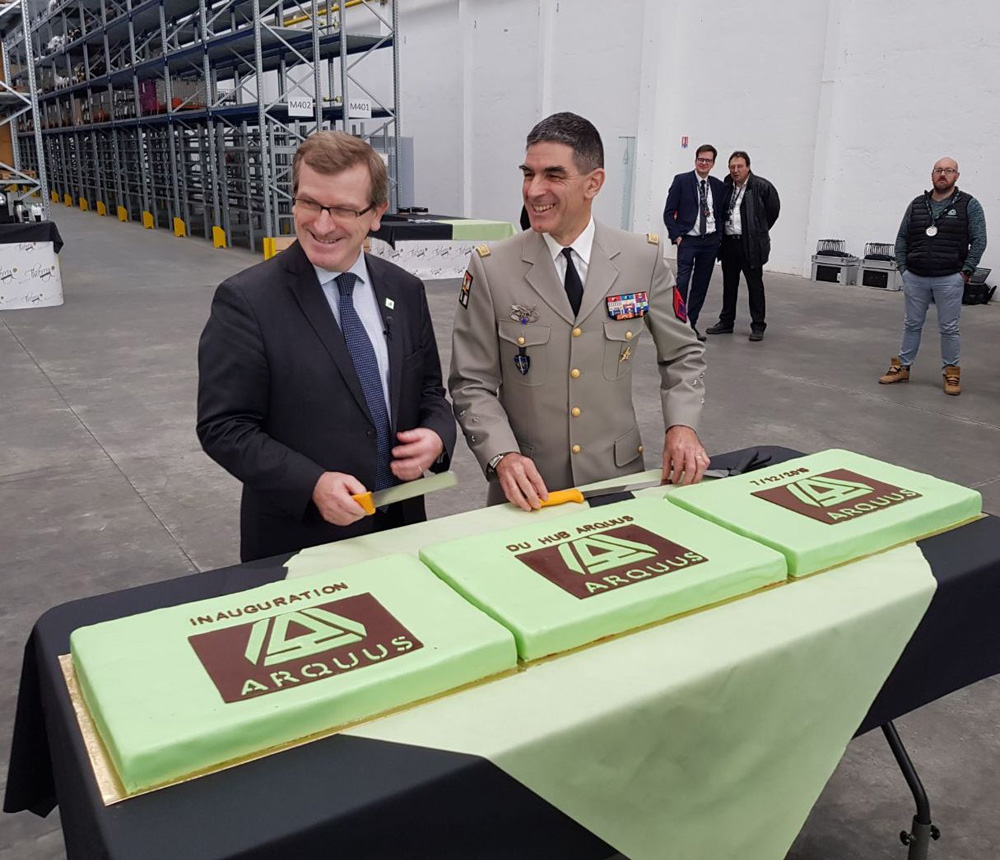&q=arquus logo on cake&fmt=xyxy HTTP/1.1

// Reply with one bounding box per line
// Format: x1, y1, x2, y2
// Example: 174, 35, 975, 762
515, 524, 708, 599
751, 468, 922, 524
188, 593, 422, 702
